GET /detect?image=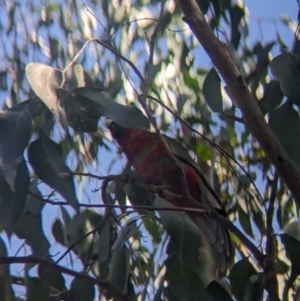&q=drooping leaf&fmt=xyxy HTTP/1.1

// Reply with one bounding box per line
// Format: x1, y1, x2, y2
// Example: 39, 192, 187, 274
284, 221, 300, 241
203, 67, 223, 113
27, 131, 79, 211
229, 258, 257, 301
107, 245, 130, 295
206, 280, 233, 301
58, 87, 150, 130
270, 53, 300, 105
74, 64, 96, 88
38, 259, 66, 291
258, 80, 283, 115
26, 277, 52, 301
280, 234, 300, 293
155, 197, 218, 287
0, 98, 42, 163
243, 273, 265, 301
65, 211, 97, 258
269, 102, 300, 168
238, 206, 254, 237
111, 220, 139, 250
14, 210, 50, 256
26, 63, 67, 124
165, 257, 209, 301
23, 179, 44, 215
67, 278, 95, 301
0, 158, 29, 235
52, 219, 65, 246
97, 221, 112, 262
